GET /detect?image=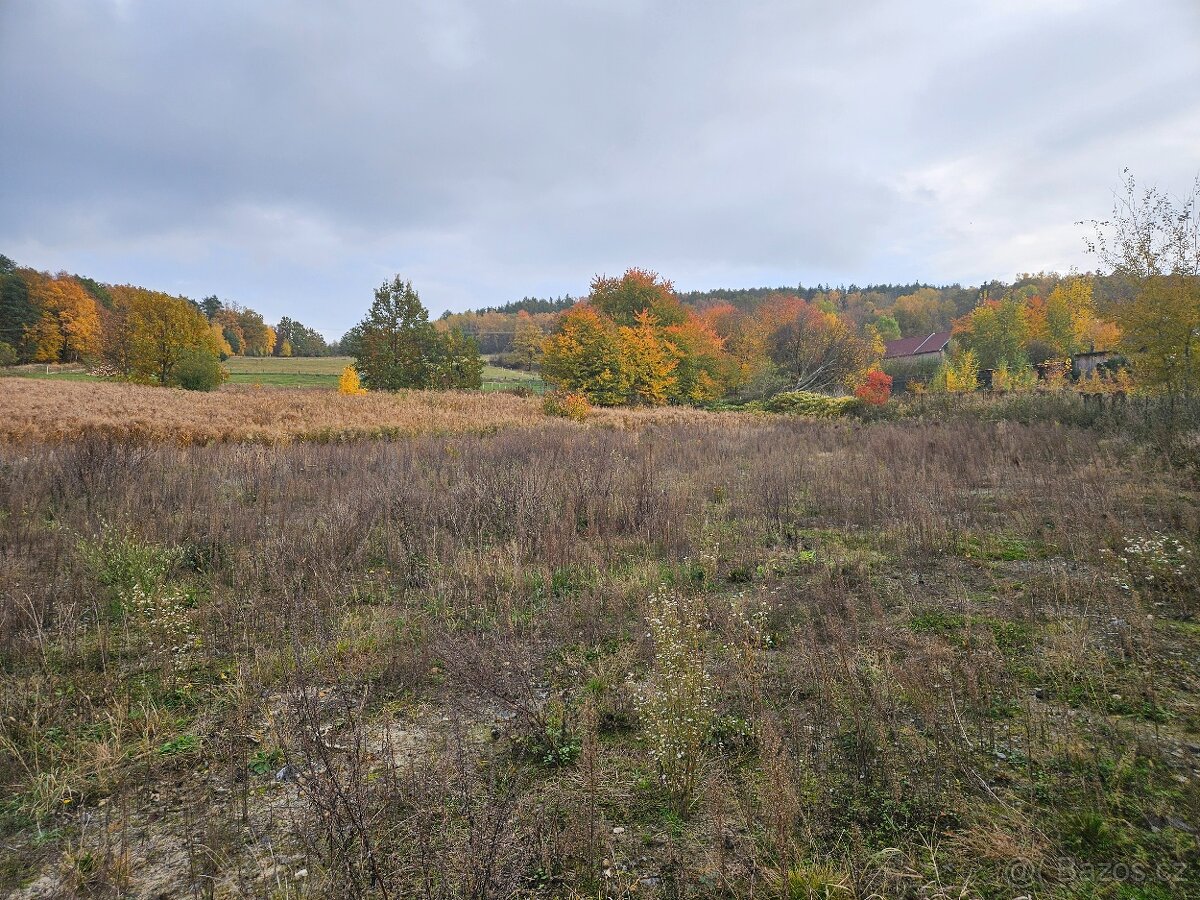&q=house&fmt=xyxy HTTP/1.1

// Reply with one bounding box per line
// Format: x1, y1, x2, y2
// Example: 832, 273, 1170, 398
1072, 349, 1119, 378
882, 331, 953, 362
